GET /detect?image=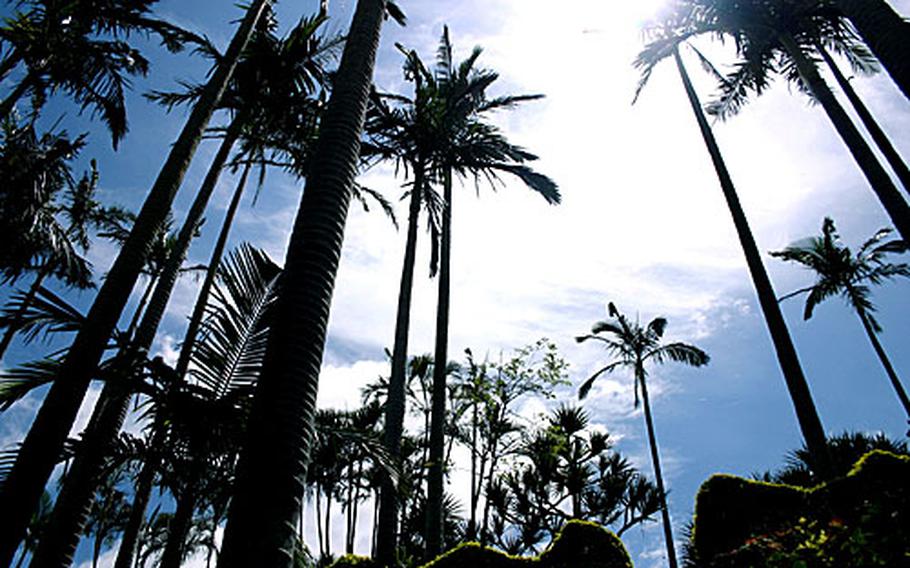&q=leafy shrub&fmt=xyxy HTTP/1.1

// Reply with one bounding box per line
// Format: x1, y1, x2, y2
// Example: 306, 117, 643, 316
421, 520, 632, 568
689, 450, 910, 567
